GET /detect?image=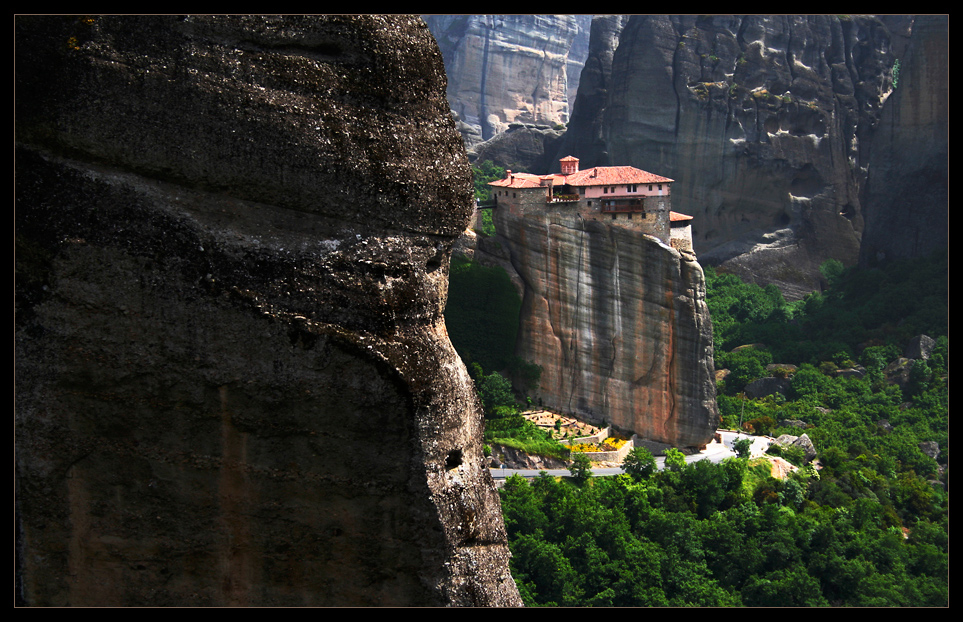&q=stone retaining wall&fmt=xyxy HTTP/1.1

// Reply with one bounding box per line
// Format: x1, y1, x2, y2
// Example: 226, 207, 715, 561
569, 427, 634, 463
